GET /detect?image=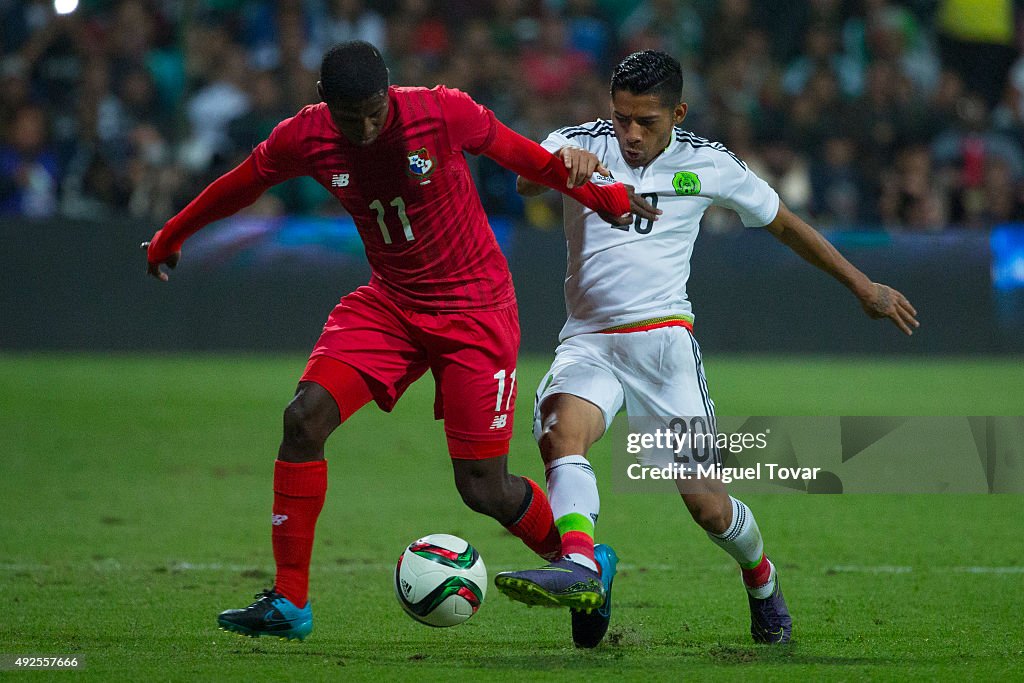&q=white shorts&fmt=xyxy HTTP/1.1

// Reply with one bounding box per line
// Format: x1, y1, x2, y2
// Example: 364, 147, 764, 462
533, 326, 716, 438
